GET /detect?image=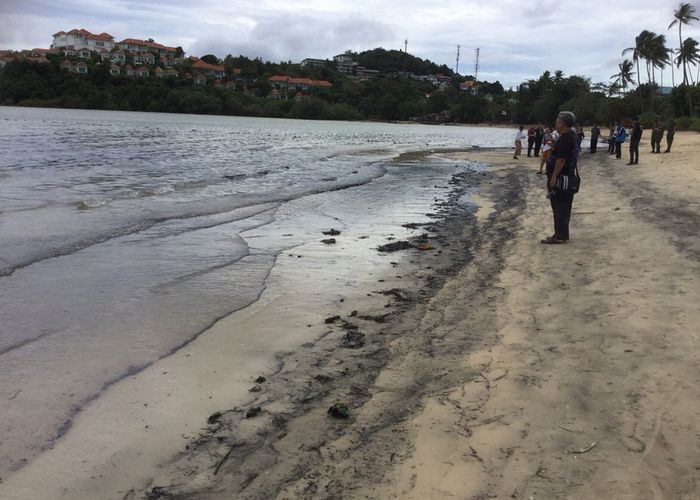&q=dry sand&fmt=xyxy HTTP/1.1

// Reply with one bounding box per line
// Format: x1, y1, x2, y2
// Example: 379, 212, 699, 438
3, 132, 698, 499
